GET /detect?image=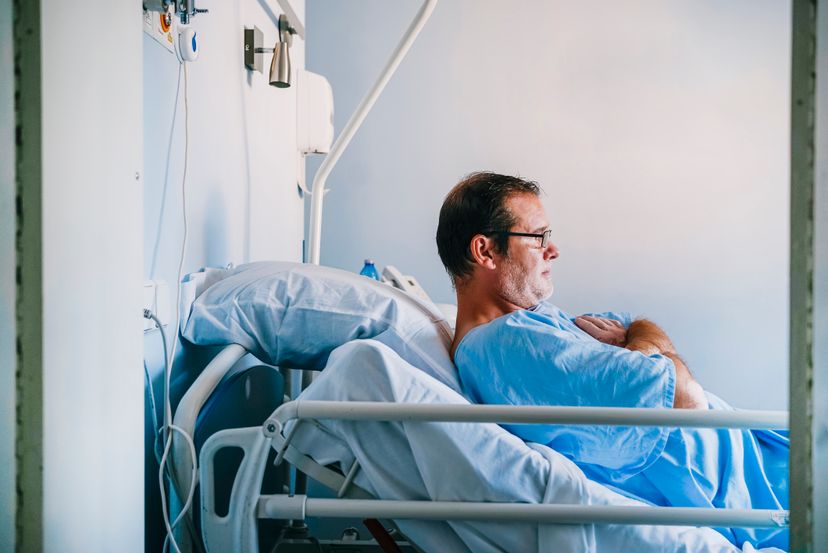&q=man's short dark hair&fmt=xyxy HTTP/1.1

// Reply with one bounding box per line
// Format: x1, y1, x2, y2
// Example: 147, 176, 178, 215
436, 171, 540, 283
